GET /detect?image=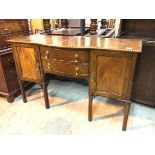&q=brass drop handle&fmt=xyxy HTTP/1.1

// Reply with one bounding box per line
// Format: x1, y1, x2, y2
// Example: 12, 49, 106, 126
91, 72, 96, 82
47, 63, 52, 70
75, 67, 79, 76
75, 54, 79, 62
36, 62, 40, 71
45, 51, 49, 59
4, 26, 10, 31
